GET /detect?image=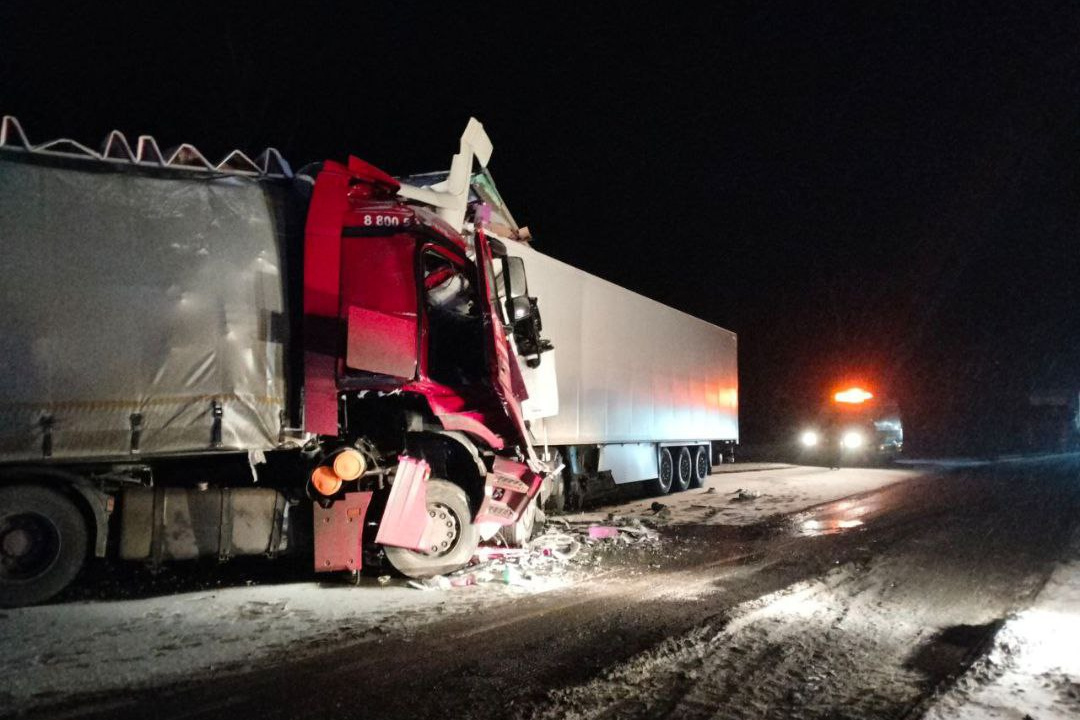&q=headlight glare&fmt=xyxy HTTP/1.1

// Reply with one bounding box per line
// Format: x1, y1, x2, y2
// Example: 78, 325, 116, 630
841, 431, 864, 449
